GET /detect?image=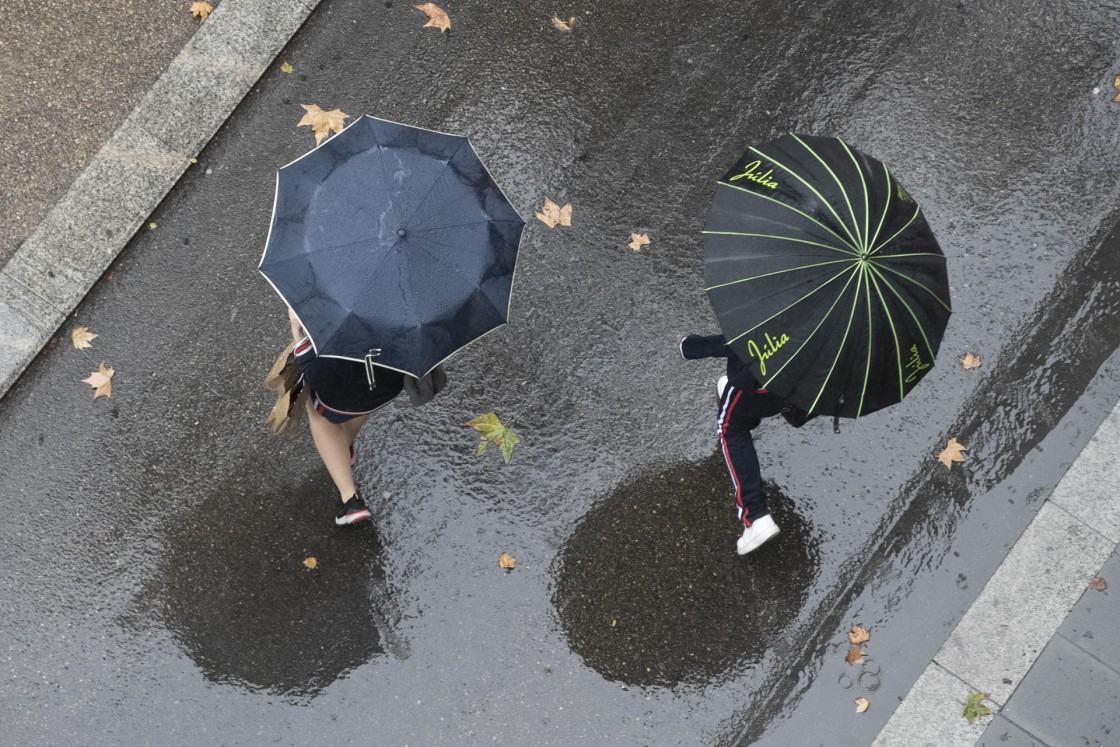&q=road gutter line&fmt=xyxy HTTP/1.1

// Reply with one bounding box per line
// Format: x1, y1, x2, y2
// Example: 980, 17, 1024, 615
0, 0, 321, 400
872, 404, 1120, 747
